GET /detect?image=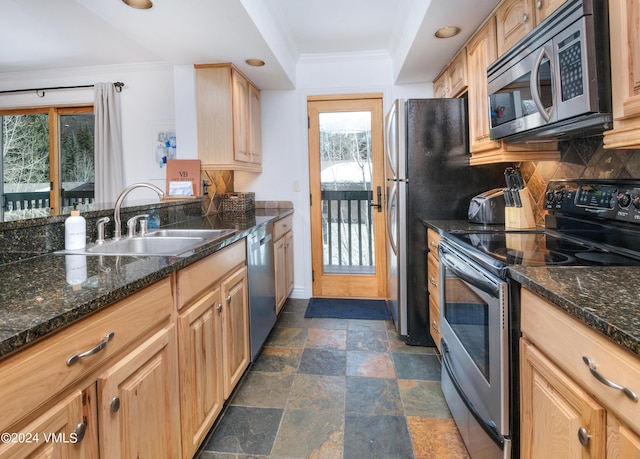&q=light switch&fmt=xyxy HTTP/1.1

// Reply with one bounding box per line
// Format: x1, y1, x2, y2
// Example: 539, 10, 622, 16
293, 180, 300, 192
